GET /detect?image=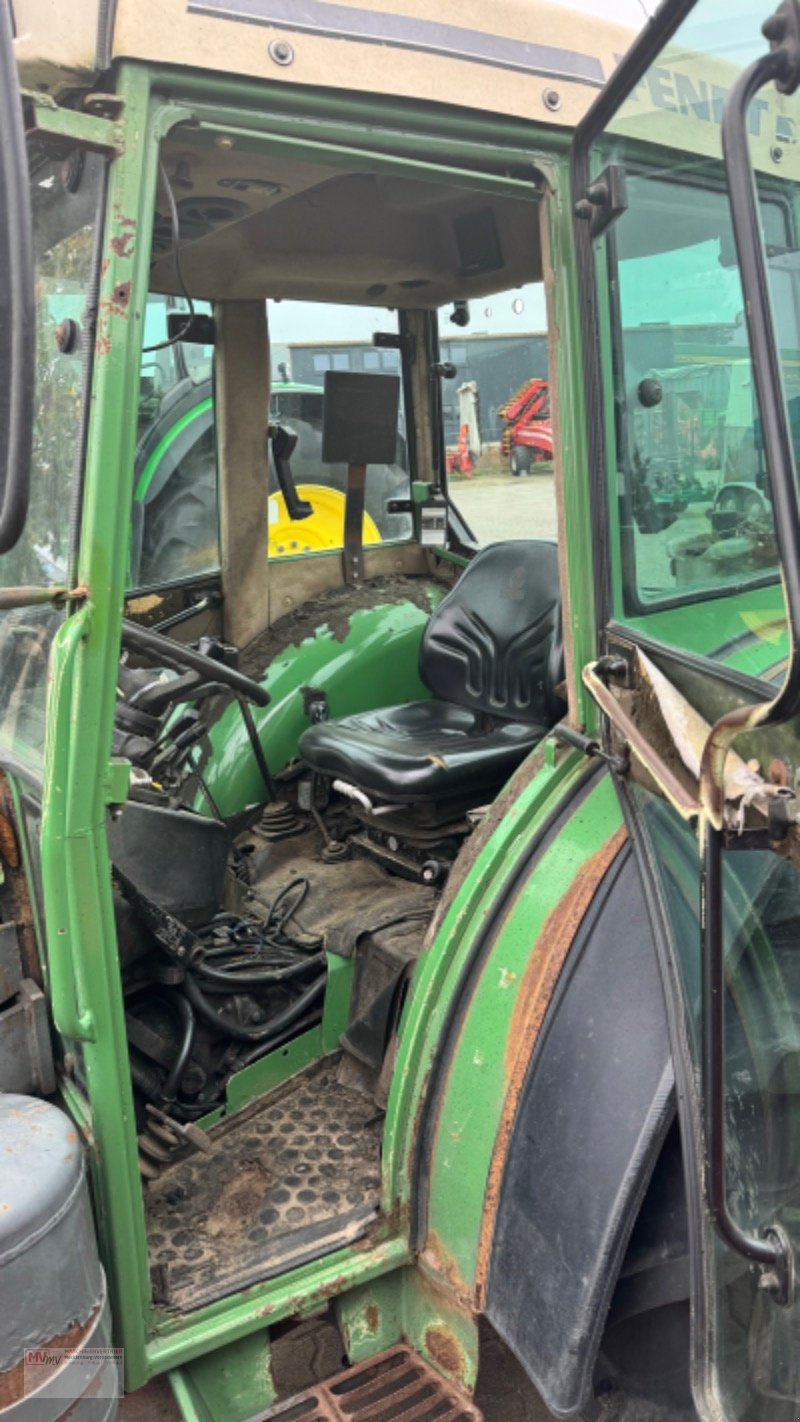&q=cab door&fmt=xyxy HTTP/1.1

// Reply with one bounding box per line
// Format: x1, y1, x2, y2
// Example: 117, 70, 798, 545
571, 0, 800, 1417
